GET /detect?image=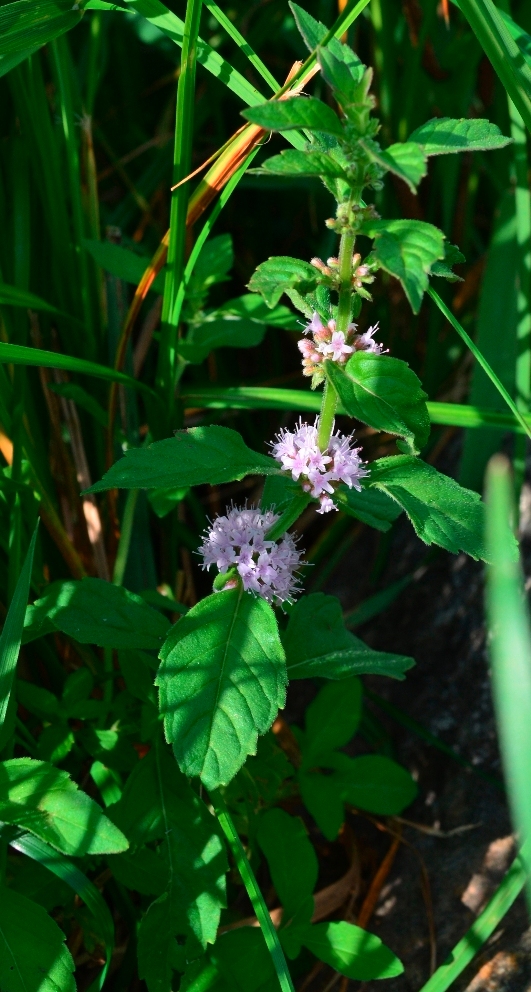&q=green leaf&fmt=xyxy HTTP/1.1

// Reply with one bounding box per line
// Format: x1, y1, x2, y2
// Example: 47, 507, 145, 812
248, 256, 319, 309
136, 744, 227, 991
256, 808, 317, 919
84, 239, 165, 293
317, 45, 365, 105
290, 2, 329, 51
368, 455, 514, 561
301, 921, 403, 980
298, 772, 345, 840
23, 577, 169, 650
326, 353, 431, 455
333, 485, 402, 532
258, 149, 348, 181
0, 758, 128, 856
0, 282, 60, 314
325, 752, 418, 814
0, 0, 84, 80
0, 341, 154, 395
363, 141, 427, 193
178, 316, 266, 364
0, 523, 38, 751
215, 293, 300, 331
431, 242, 465, 282
156, 588, 287, 789
283, 593, 414, 681
109, 846, 168, 896
242, 97, 344, 138
0, 886, 75, 992
47, 382, 108, 427
409, 117, 512, 156
208, 928, 279, 992
362, 219, 445, 313
11, 831, 115, 992
302, 676, 363, 763
88, 426, 279, 494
